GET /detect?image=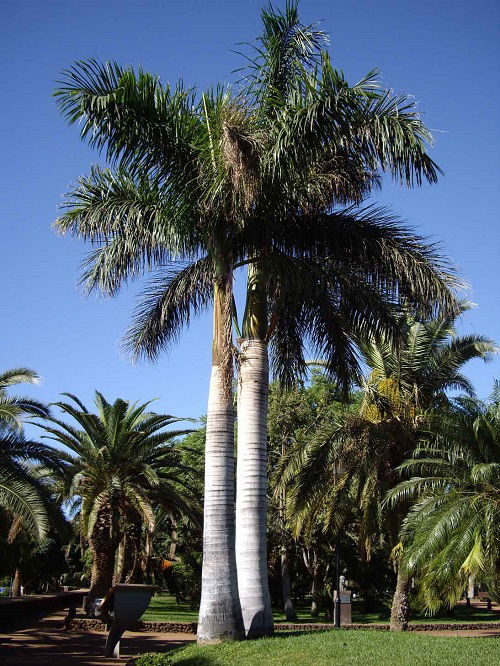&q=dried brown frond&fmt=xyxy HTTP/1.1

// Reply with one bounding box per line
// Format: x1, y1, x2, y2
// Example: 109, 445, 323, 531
220, 106, 263, 212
